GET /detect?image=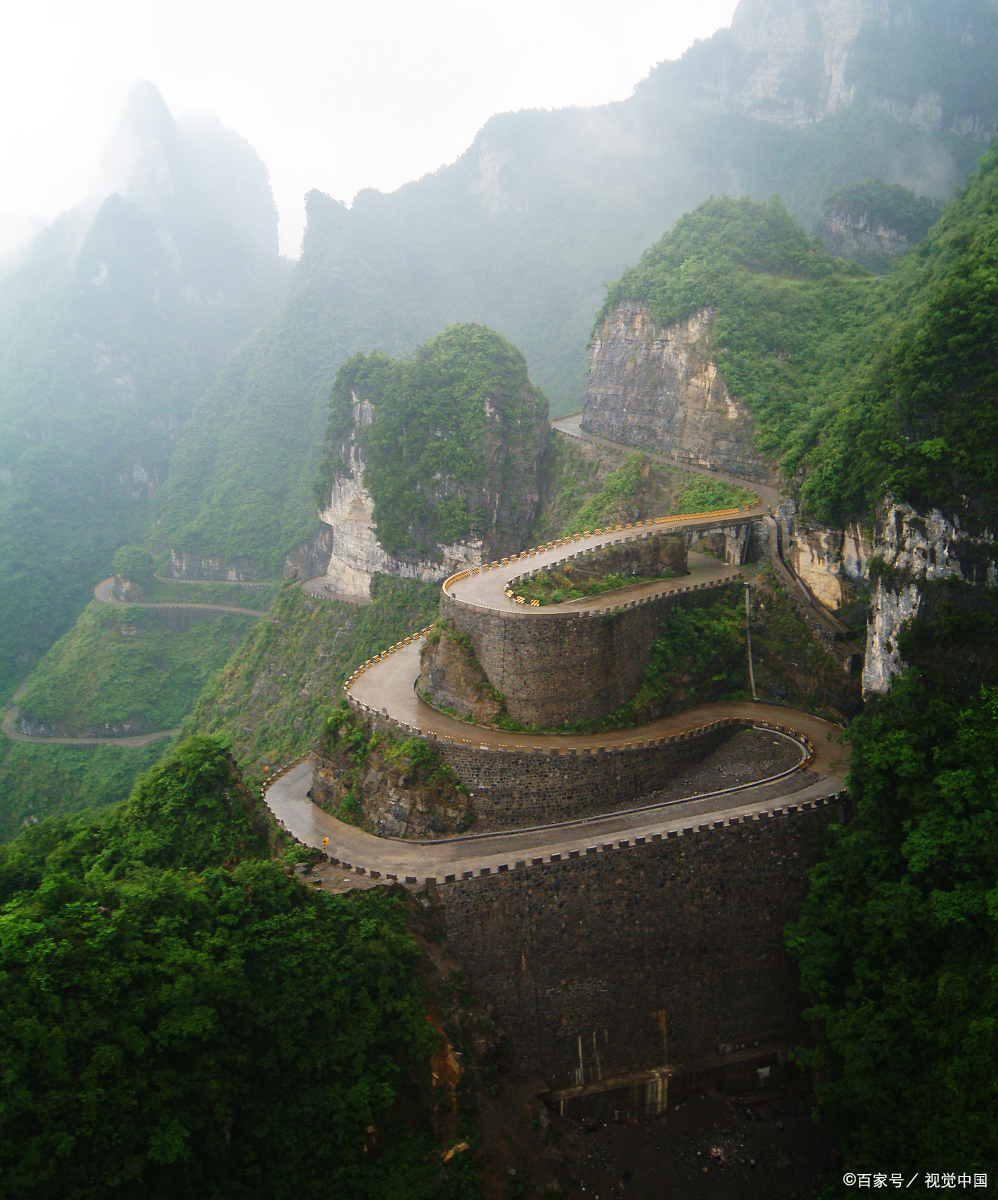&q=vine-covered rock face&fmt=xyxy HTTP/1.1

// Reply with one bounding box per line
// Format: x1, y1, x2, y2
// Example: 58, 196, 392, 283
315, 325, 550, 592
